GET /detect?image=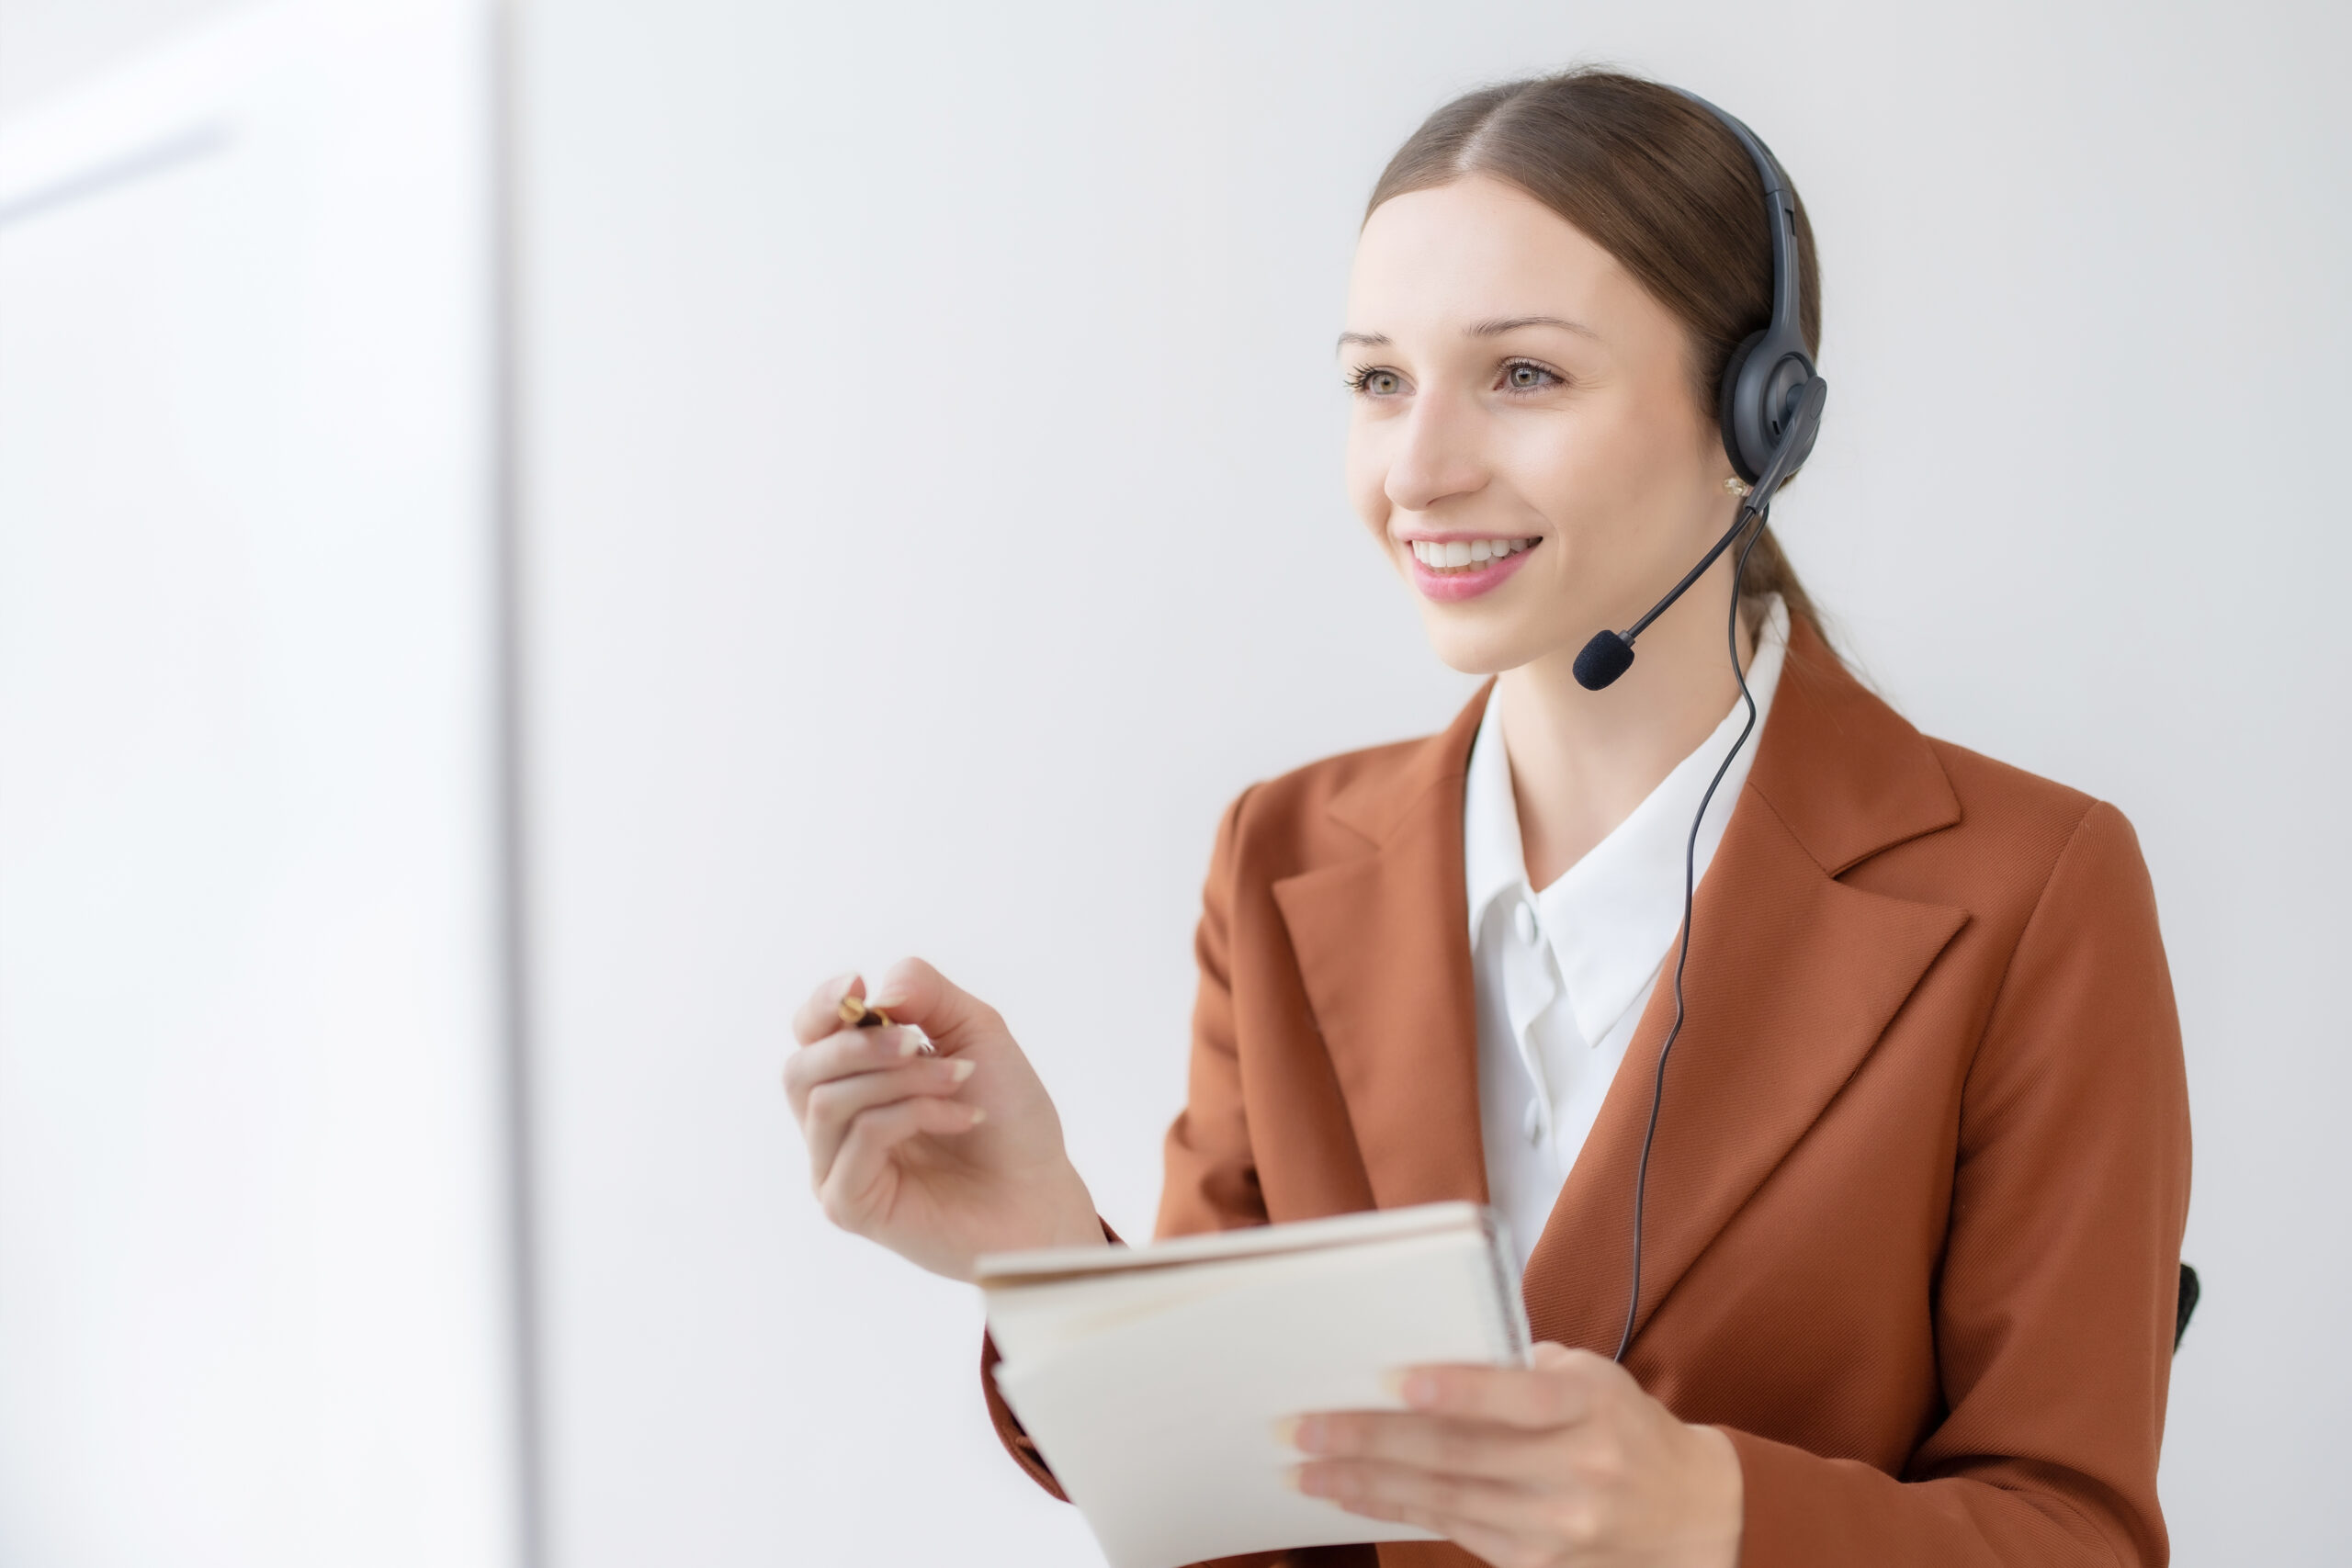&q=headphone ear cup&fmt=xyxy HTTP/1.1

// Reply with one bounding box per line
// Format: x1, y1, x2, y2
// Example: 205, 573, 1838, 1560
1717, 330, 1766, 483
